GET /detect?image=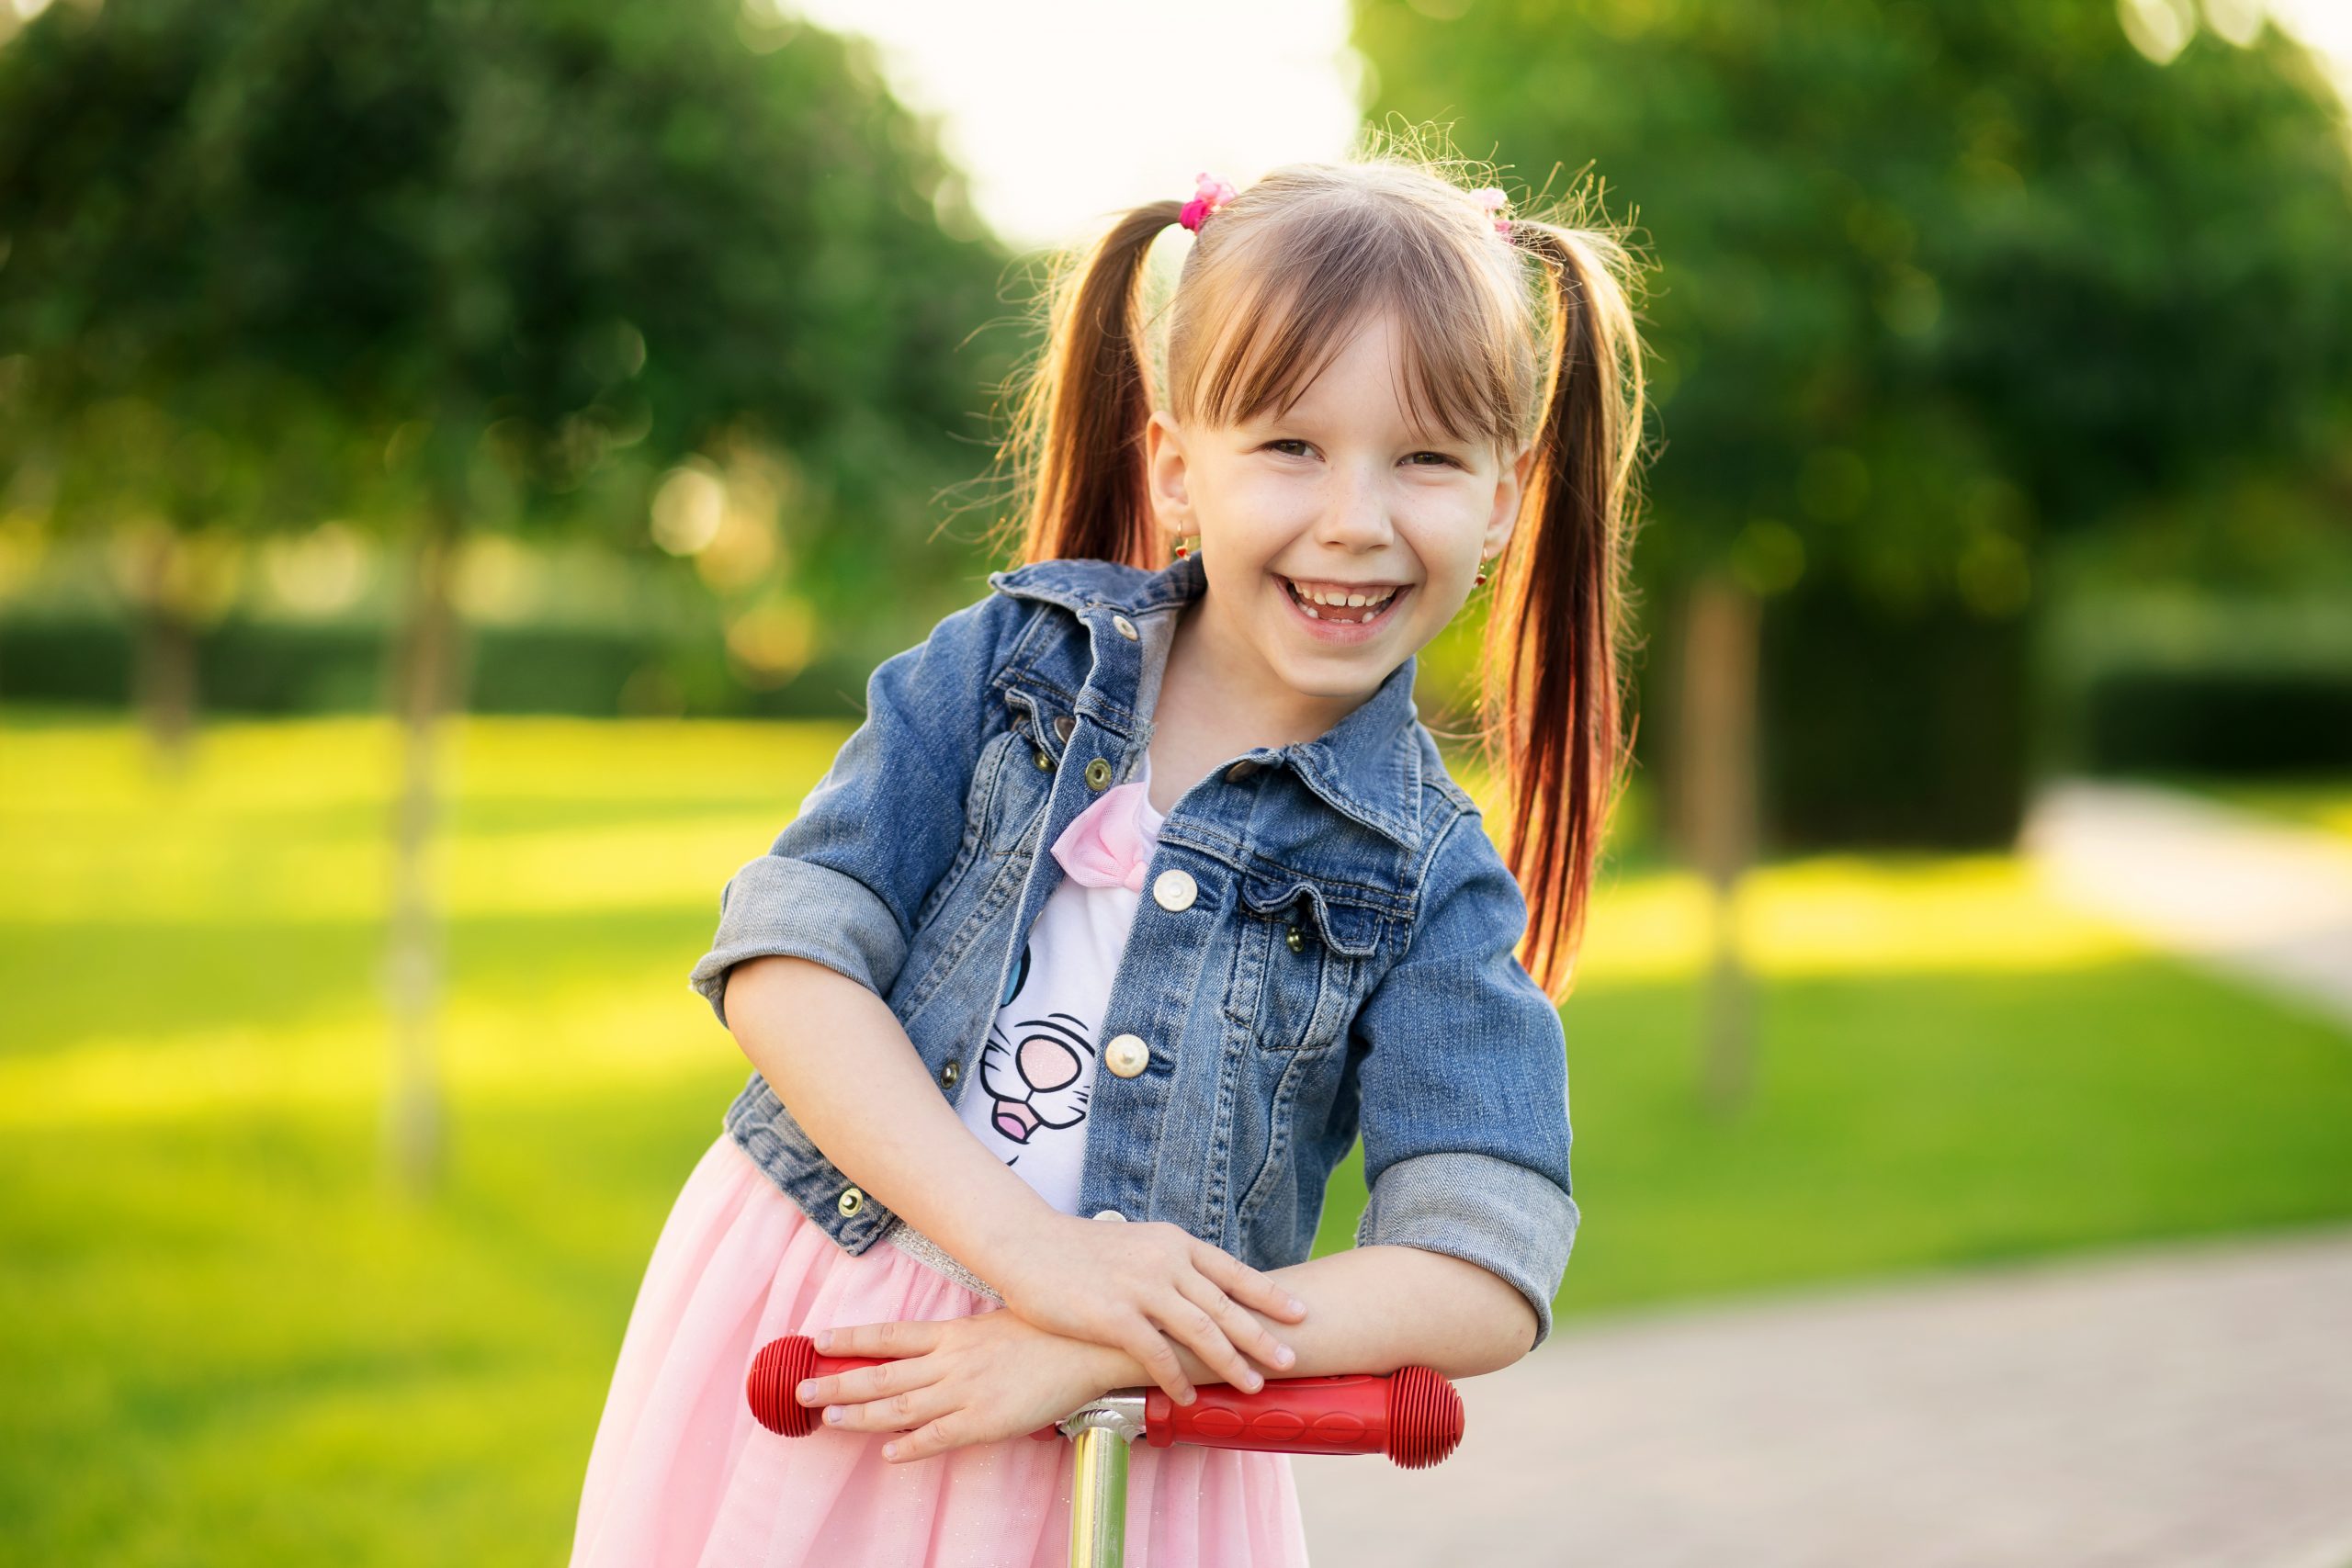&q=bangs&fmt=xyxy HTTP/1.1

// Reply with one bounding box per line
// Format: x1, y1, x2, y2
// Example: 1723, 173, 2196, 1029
1184, 209, 1525, 454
